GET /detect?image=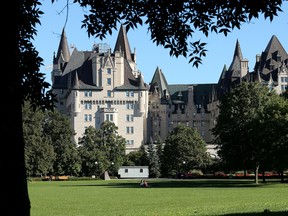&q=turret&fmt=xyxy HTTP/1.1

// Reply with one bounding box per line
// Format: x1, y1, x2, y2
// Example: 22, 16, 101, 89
138, 73, 146, 115
51, 28, 70, 84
